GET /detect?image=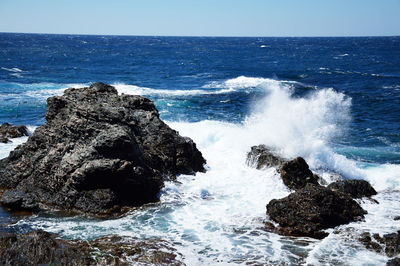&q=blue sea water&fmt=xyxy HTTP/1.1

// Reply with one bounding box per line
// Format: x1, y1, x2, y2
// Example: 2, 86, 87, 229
0, 33, 400, 264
